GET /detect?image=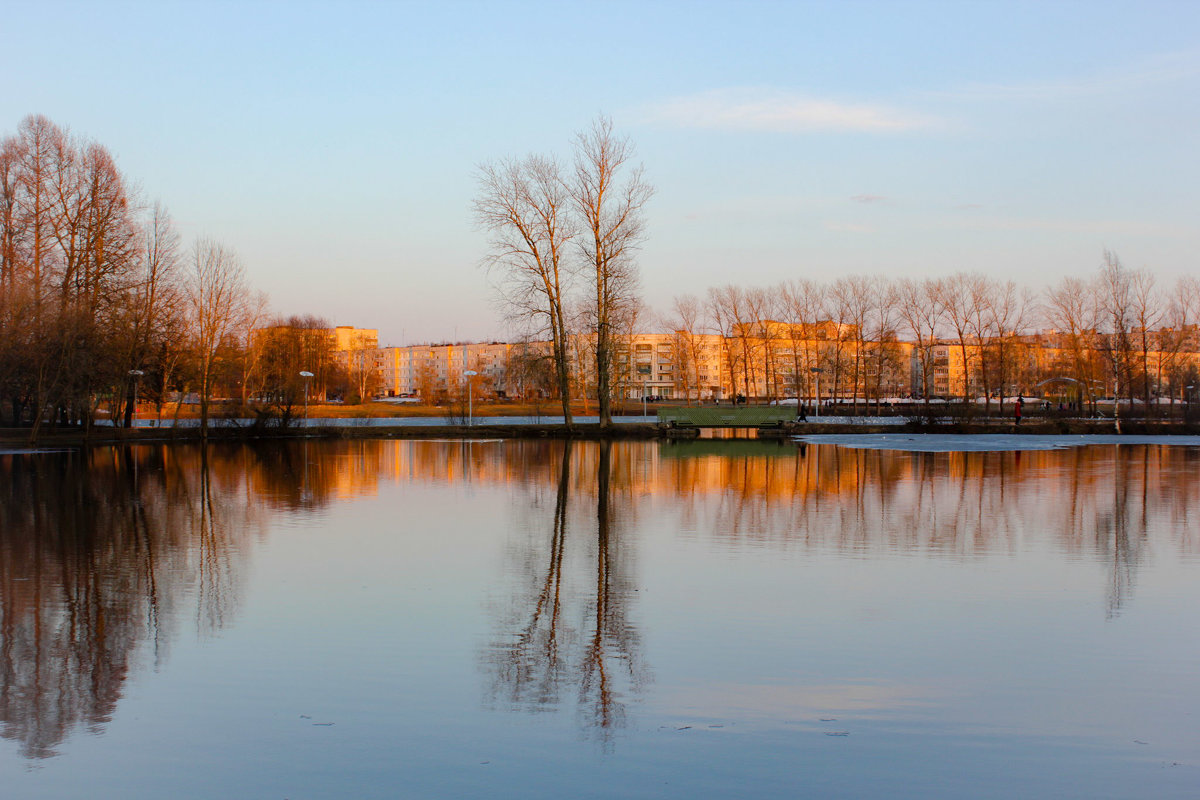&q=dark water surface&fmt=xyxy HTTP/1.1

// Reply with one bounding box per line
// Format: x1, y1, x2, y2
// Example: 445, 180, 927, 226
1, 439, 1198, 798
